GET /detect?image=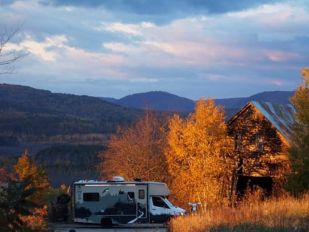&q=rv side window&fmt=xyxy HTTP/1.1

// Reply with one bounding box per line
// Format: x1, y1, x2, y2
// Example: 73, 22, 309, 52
152, 197, 169, 208
83, 192, 100, 202
138, 189, 145, 199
